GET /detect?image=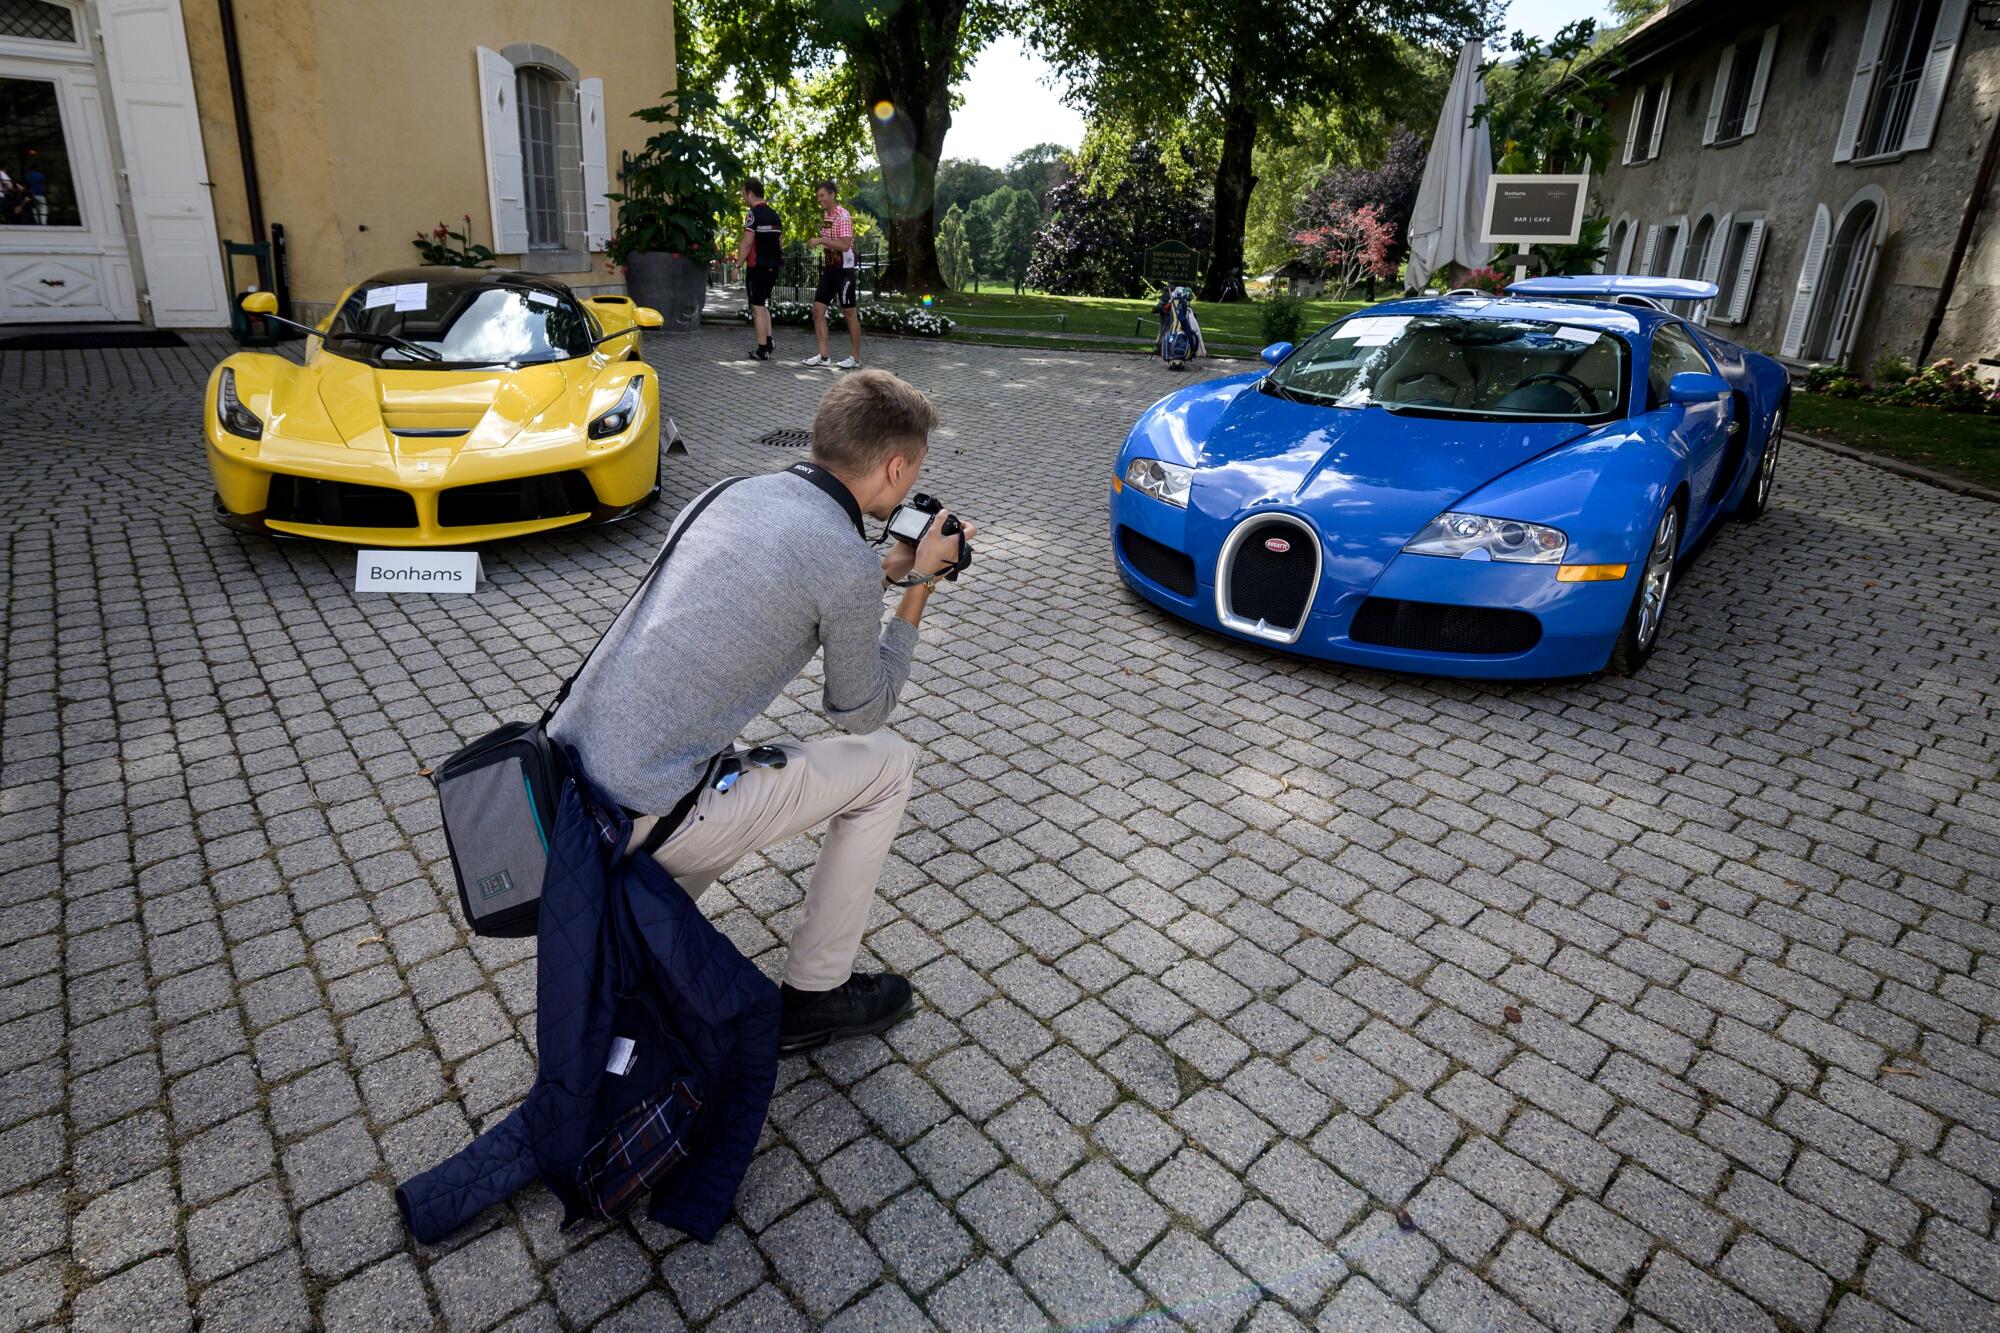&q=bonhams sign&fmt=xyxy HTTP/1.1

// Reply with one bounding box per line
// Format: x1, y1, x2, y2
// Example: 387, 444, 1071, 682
1480, 174, 1590, 246
355, 551, 483, 594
